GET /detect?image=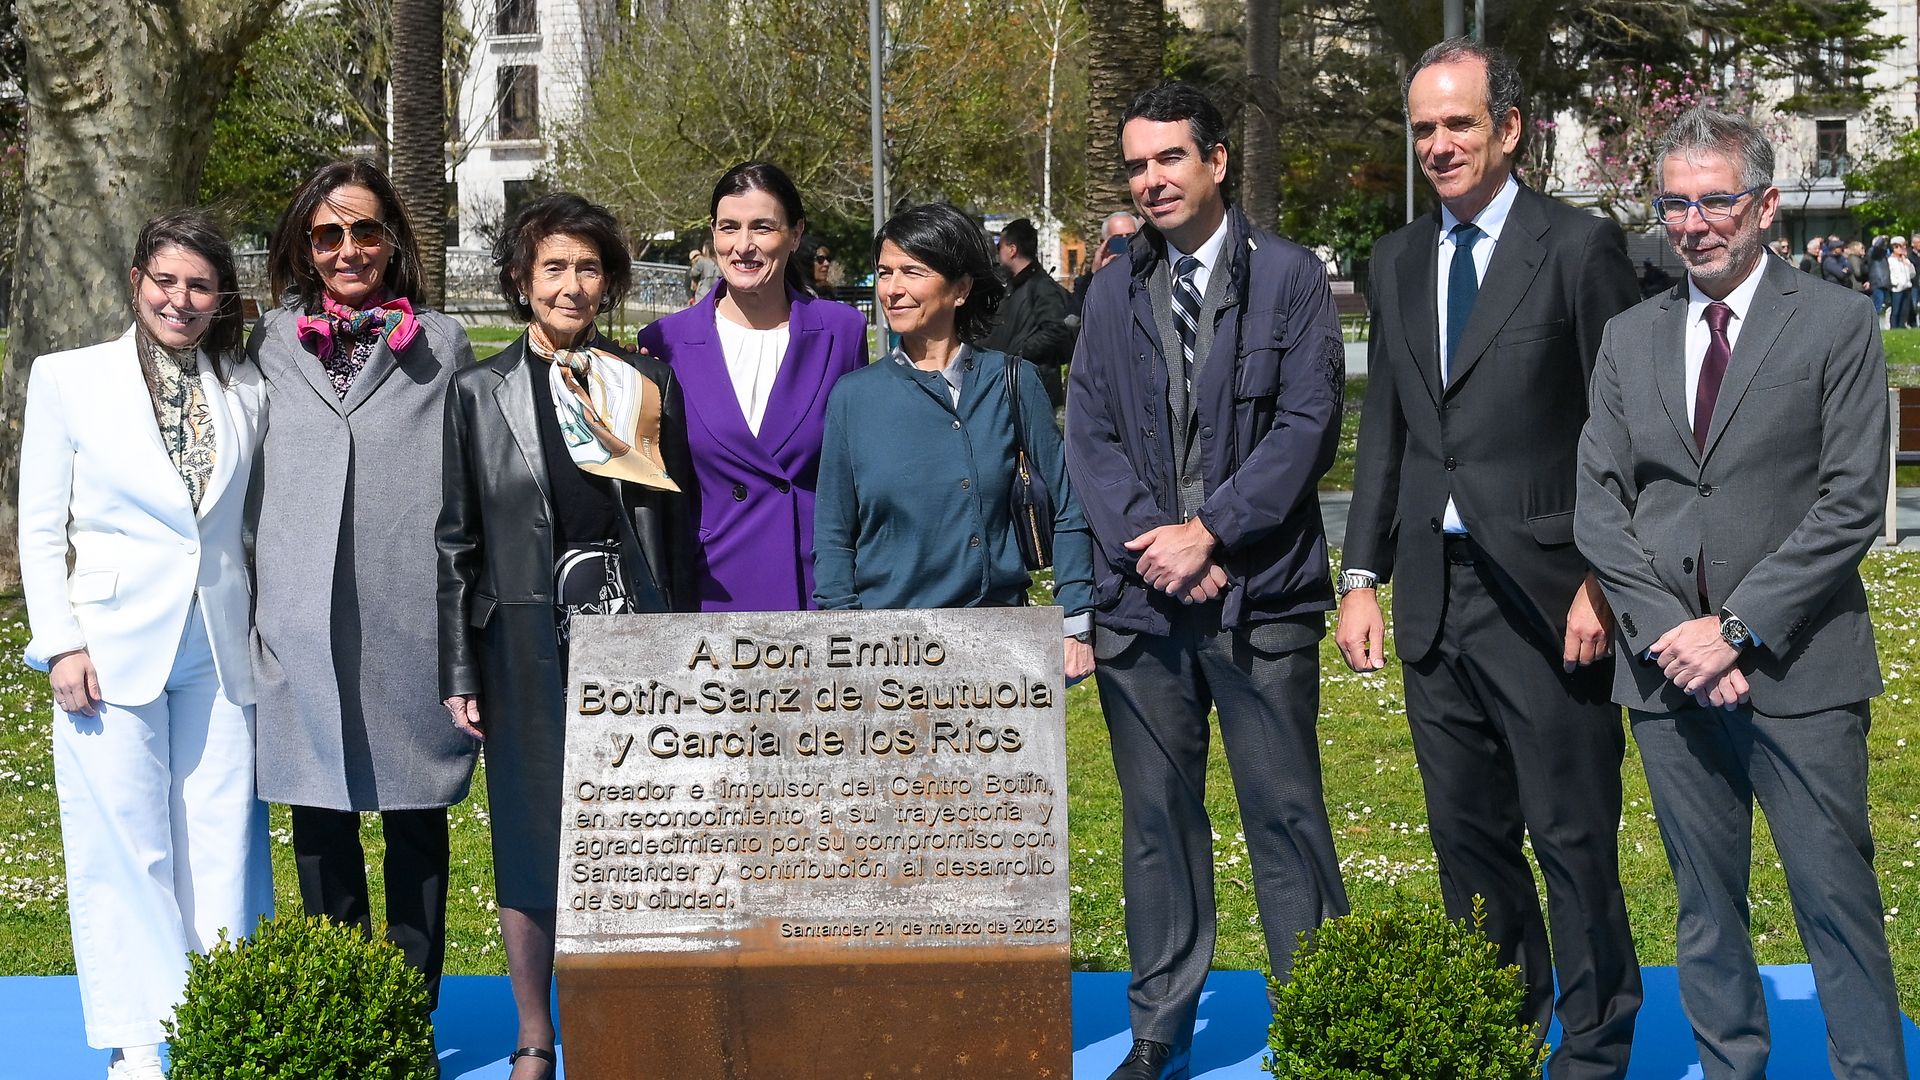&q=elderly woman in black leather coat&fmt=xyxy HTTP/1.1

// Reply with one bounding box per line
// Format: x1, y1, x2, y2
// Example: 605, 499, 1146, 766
437, 192, 694, 1079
